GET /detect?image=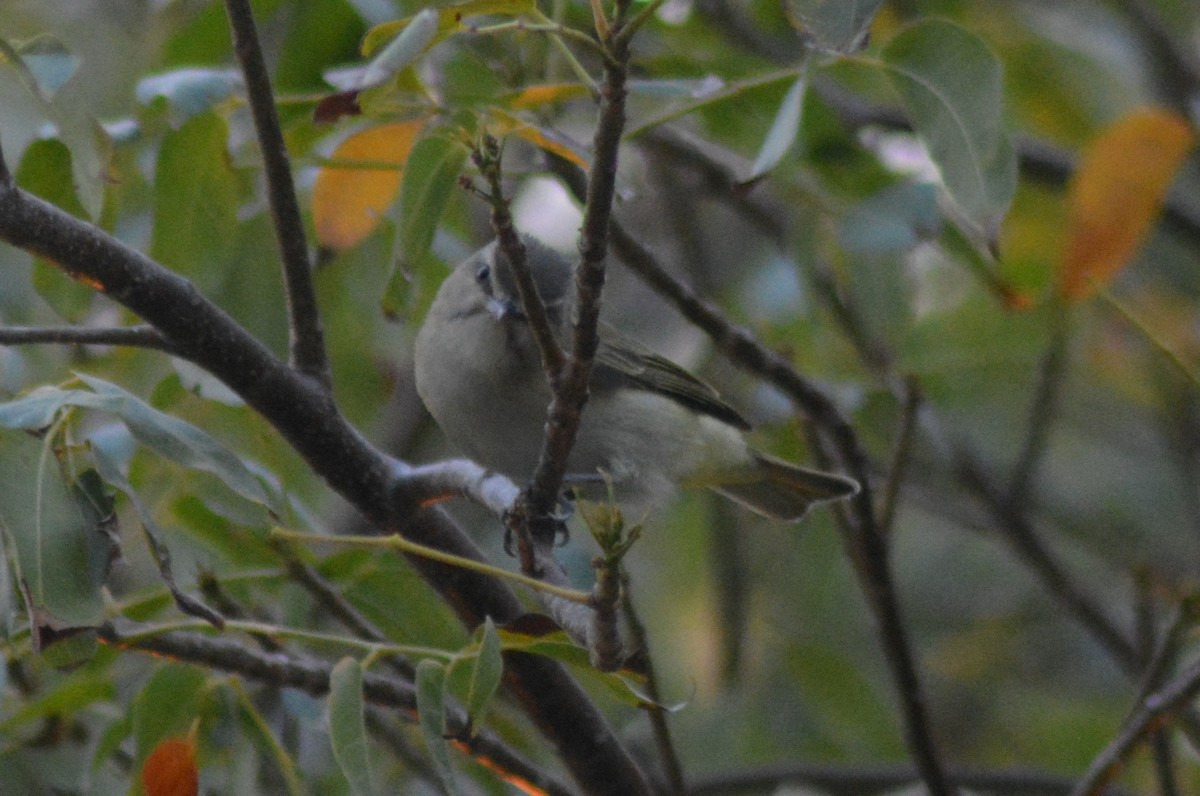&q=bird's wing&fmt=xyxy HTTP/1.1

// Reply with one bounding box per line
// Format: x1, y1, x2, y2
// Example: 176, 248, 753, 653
592, 328, 751, 430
